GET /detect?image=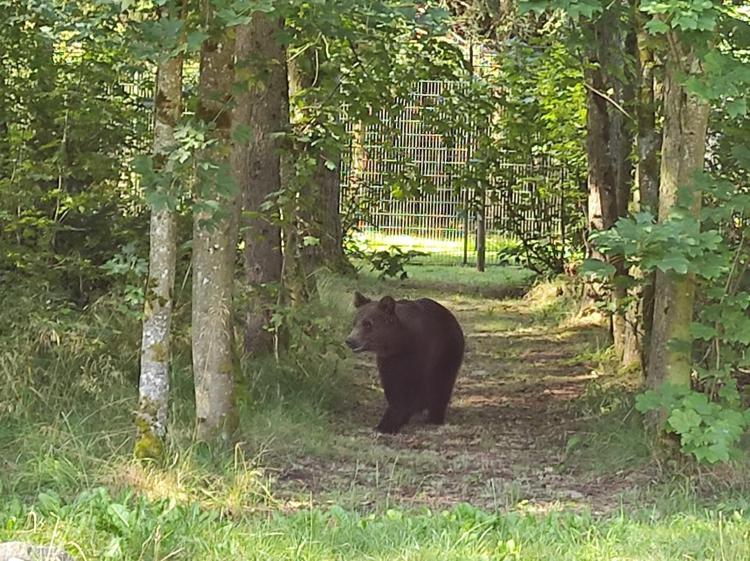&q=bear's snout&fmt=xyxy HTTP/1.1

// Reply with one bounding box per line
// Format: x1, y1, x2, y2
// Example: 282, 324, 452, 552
345, 336, 365, 352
